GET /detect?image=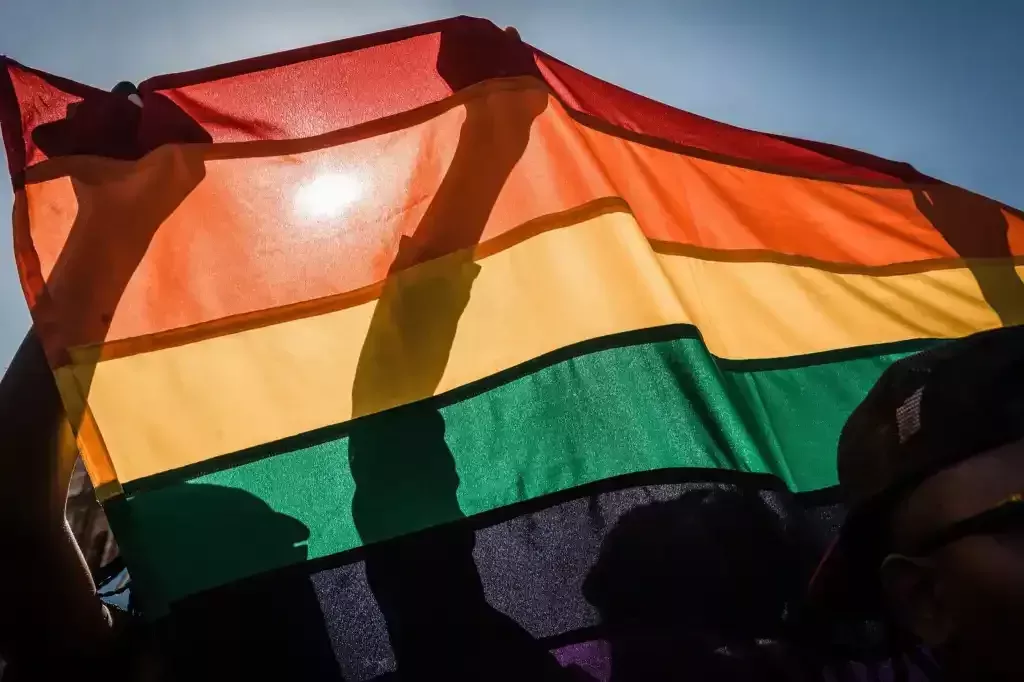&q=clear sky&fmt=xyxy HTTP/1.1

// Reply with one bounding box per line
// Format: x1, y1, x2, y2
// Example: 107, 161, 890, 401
1, 0, 1021, 369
